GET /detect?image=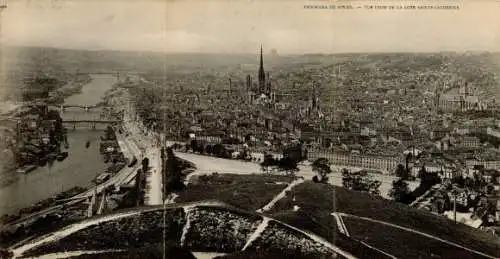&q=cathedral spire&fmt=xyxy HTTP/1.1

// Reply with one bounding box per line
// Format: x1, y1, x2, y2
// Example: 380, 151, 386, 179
260, 45, 264, 70
258, 45, 266, 94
